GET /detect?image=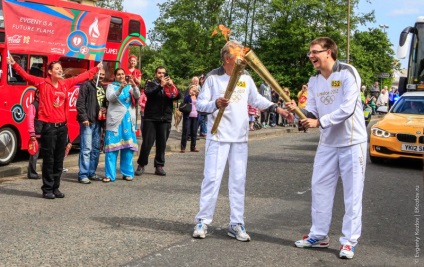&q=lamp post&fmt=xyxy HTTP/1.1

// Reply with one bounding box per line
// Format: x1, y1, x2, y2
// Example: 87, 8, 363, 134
347, 0, 351, 64
378, 24, 389, 87
379, 24, 389, 34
